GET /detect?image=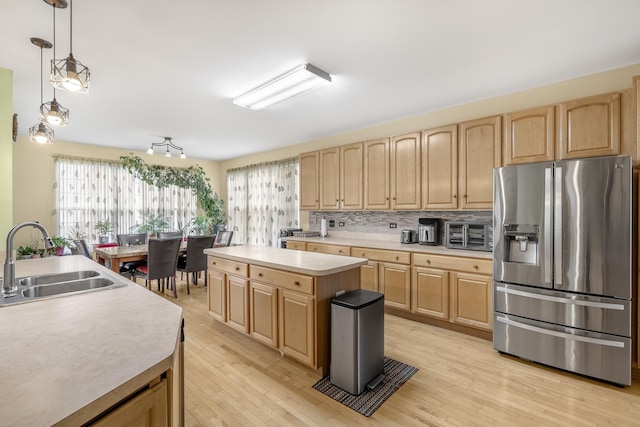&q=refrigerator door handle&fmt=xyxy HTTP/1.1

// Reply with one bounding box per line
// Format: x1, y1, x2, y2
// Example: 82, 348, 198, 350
495, 286, 626, 310
496, 315, 625, 348
554, 166, 562, 286
544, 167, 552, 285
